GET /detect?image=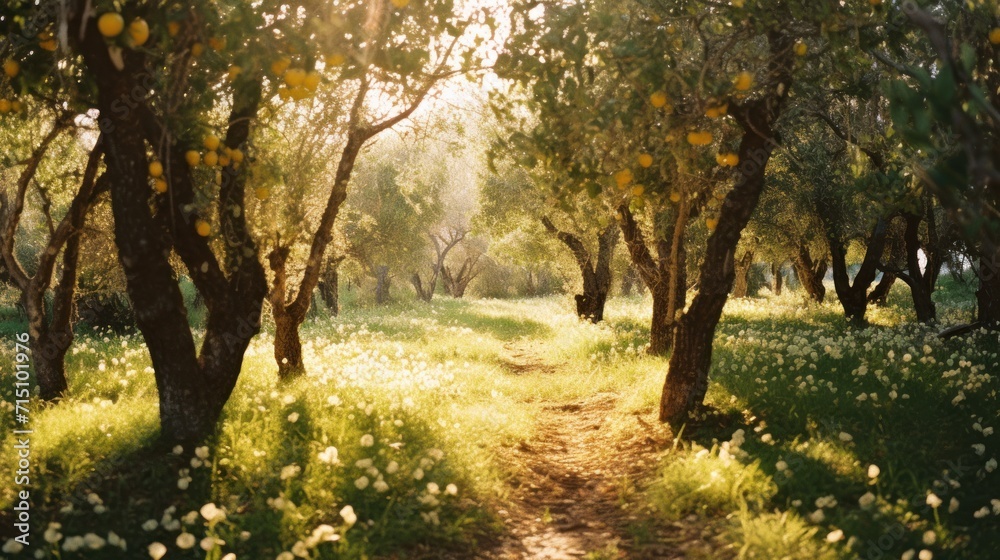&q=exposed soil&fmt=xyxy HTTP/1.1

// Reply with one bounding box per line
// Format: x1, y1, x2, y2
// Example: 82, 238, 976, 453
472, 347, 719, 559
